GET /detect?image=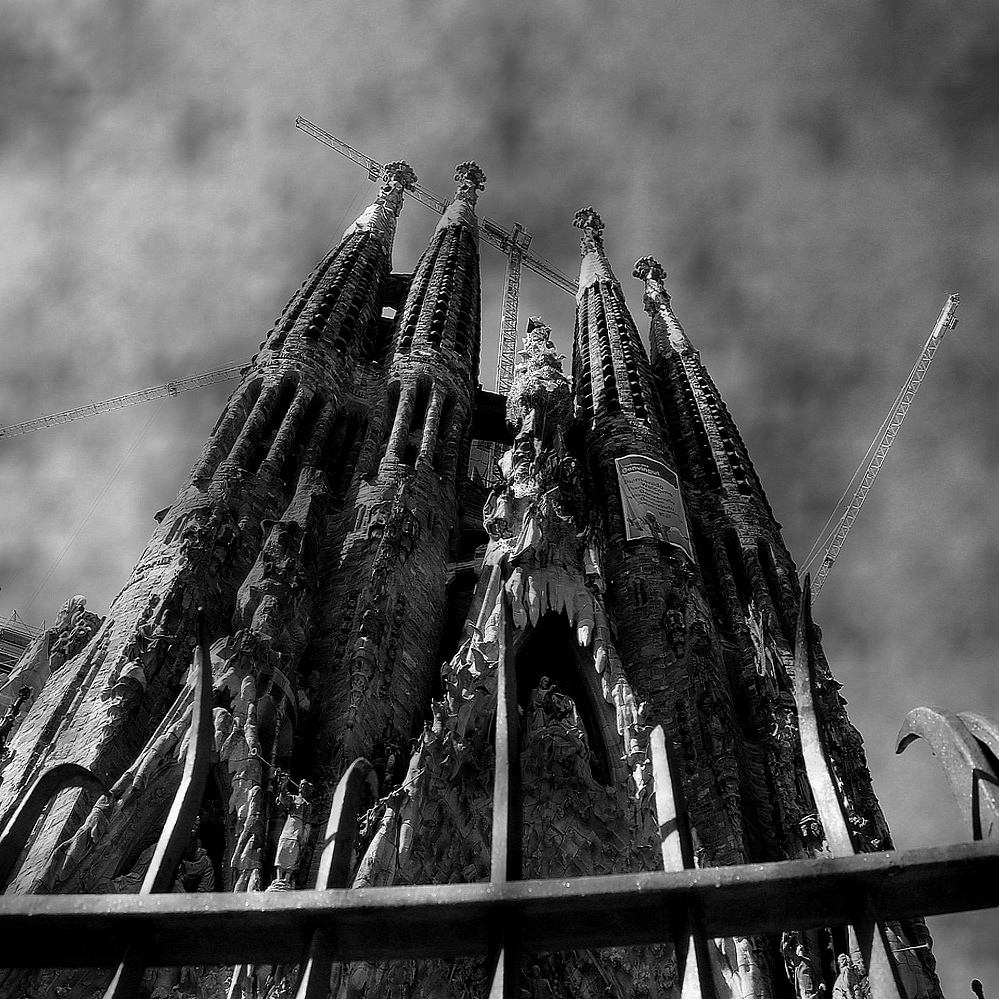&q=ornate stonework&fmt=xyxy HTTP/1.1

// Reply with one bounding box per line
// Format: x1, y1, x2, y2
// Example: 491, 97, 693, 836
0, 177, 942, 999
